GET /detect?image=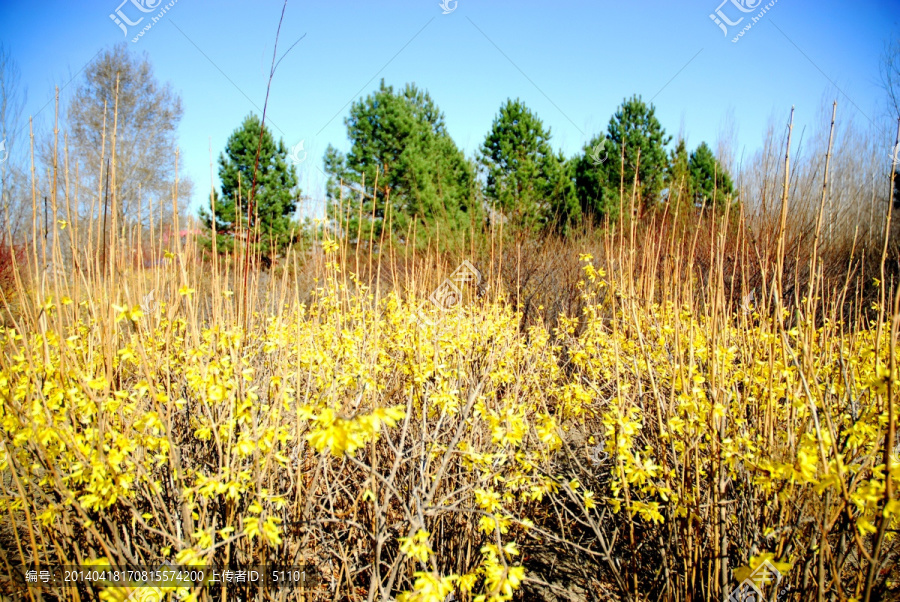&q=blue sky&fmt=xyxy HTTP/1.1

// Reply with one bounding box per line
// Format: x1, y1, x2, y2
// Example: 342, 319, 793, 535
2, 0, 899, 217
